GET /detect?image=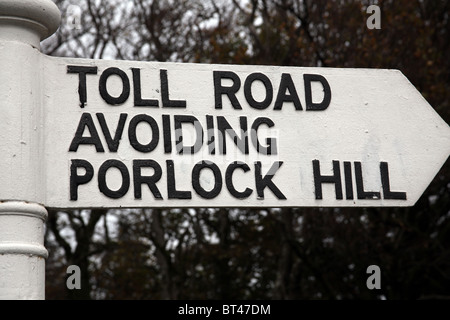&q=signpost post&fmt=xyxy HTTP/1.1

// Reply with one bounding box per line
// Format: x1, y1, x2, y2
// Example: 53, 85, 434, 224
0, 0, 61, 299
1, 0, 449, 299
